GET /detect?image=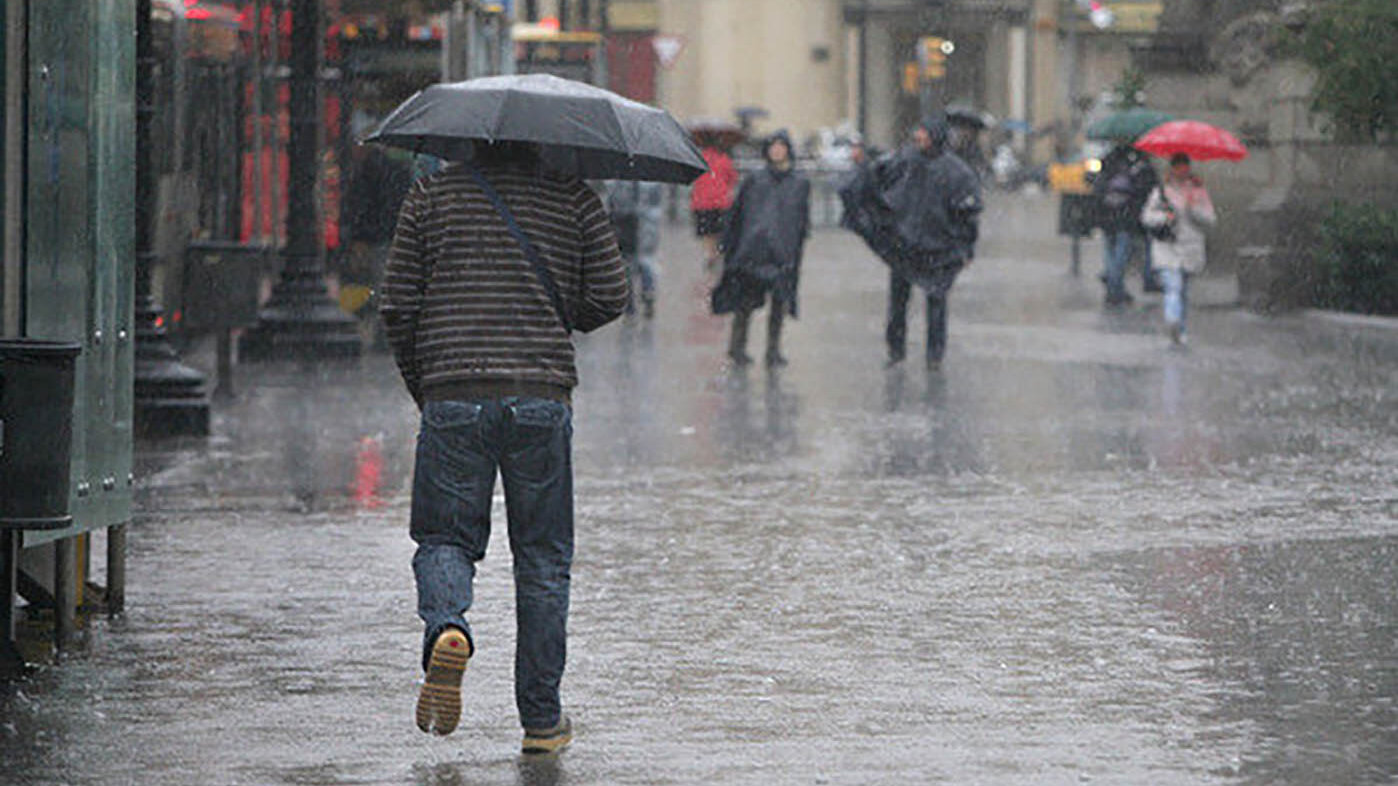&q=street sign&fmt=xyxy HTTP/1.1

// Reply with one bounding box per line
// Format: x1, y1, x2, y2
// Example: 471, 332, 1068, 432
652, 33, 687, 70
